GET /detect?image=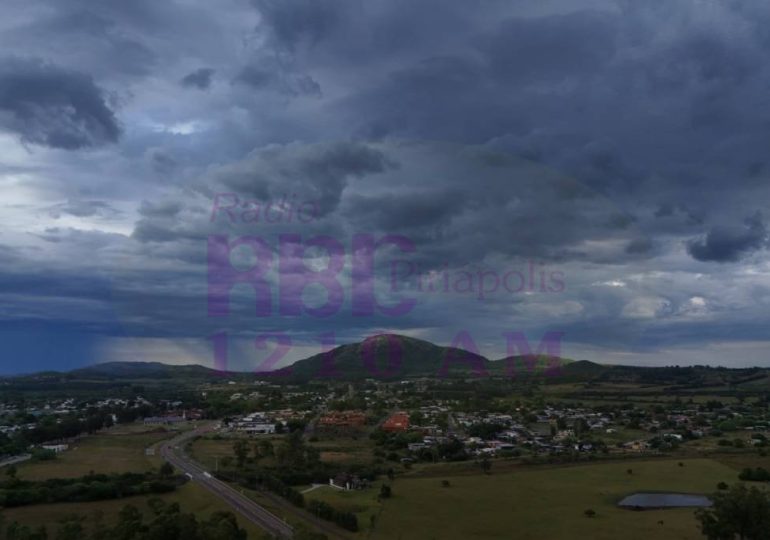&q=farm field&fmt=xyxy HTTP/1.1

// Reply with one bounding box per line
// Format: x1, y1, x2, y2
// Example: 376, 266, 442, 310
15, 426, 176, 481
367, 458, 742, 540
